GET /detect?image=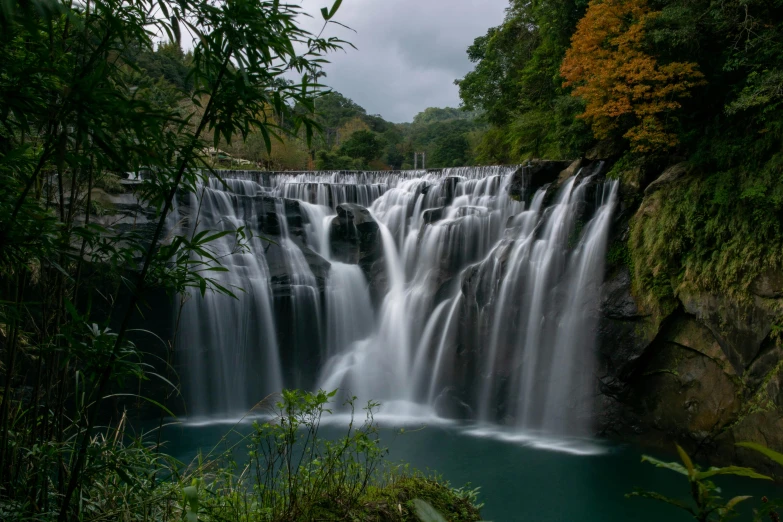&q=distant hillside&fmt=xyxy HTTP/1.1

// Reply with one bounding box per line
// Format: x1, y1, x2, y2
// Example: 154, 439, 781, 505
311, 92, 486, 171
131, 43, 487, 171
